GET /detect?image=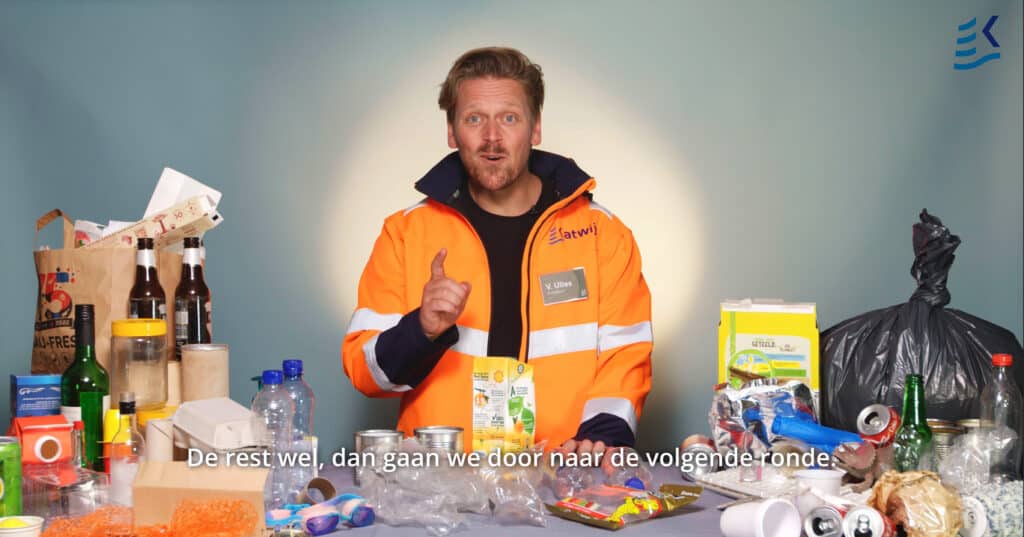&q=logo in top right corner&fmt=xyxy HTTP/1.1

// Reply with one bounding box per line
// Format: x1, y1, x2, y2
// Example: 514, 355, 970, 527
954, 16, 1000, 71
